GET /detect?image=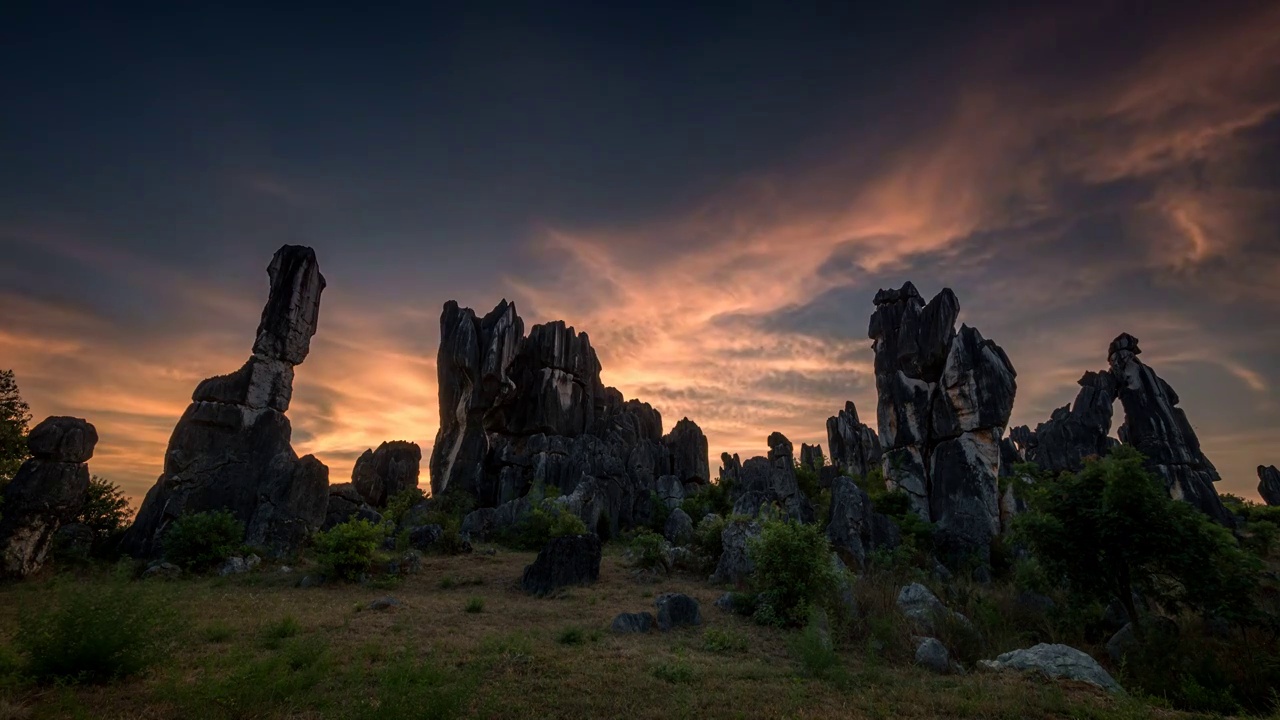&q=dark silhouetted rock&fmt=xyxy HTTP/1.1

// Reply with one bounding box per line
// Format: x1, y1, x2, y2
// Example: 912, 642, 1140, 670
611, 612, 655, 634
1260, 465, 1280, 506
868, 283, 1016, 571
1109, 334, 1230, 524
429, 299, 711, 535
800, 443, 824, 471
826, 476, 900, 570
710, 518, 761, 585
352, 441, 421, 508
0, 417, 96, 578
1011, 371, 1118, 476
323, 483, 383, 530
123, 246, 330, 559
521, 534, 601, 597
655, 592, 702, 631
664, 507, 694, 546
826, 401, 882, 479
